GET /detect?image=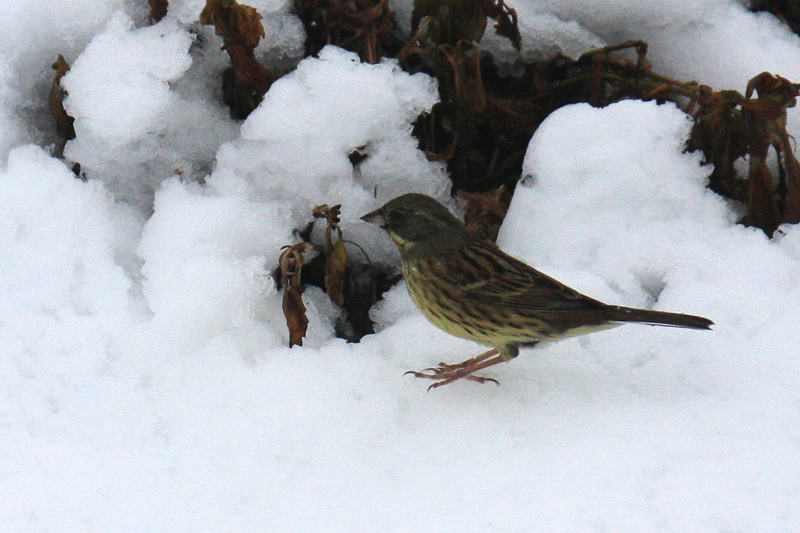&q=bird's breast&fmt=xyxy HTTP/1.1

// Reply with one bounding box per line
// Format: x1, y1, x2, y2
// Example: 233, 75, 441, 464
402, 257, 500, 346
